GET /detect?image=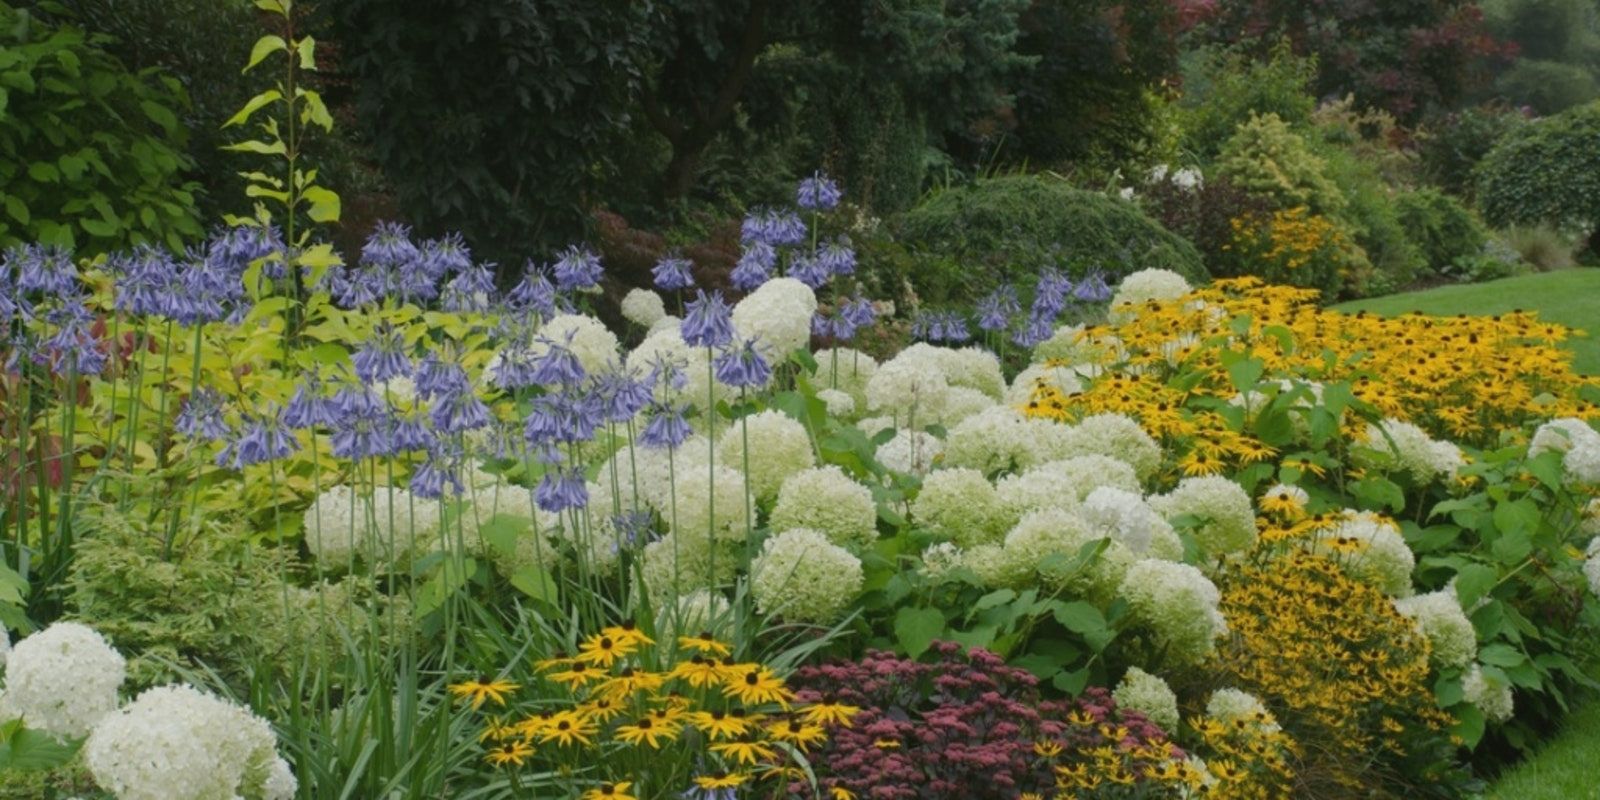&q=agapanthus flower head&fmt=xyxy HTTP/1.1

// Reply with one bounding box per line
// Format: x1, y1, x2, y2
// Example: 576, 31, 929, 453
937, 311, 970, 343
38, 301, 106, 375
788, 254, 831, 290
553, 244, 604, 292
176, 387, 232, 441
652, 254, 696, 291
976, 284, 1020, 332
730, 241, 775, 291
597, 368, 653, 422
111, 245, 180, 317
1031, 268, 1074, 320
1010, 314, 1054, 349
9, 243, 79, 296
391, 412, 435, 451
536, 466, 589, 513
639, 402, 692, 450
413, 354, 471, 401
223, 406, 298, 468
530, 335, 588, 387
811, 312, 836, 339
681, 290, 735, 349
332, 267, 383, 310
329, 405, 397, 461
411, 449, 466, 498
419, 232, 472, 279
442, 262, 496, 313
362, 221, 420, 269
796, 171, 843, 211
817, 239, 856, 276
713, 337, 771, 388
742, 209, 807, 247
208, 224, 282, 272
352, 326, 412, 385
841, 296, 877, 329
1074, 267, 1113, 303
429, 390, 492, 434
175, 257, 234, 325
507, 262, 559, 319
524, 390, 603, 448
